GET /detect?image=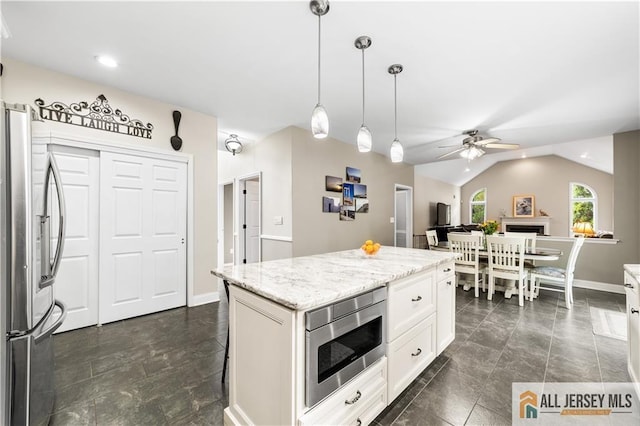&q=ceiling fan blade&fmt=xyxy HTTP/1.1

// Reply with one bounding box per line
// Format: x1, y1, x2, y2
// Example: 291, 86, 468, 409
437, 147, 466, 159
438, 143, 461, 148
484, 143, 520, 149
474, 137, 501, 146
